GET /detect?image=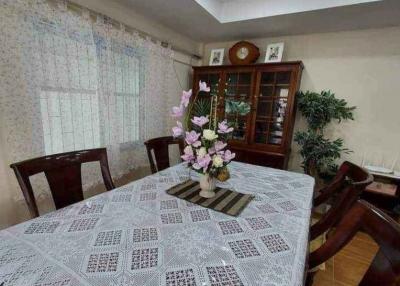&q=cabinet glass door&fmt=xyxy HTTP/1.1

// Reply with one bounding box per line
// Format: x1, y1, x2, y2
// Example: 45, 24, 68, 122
253, 70, 291, 146
224, 72, 252, 142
